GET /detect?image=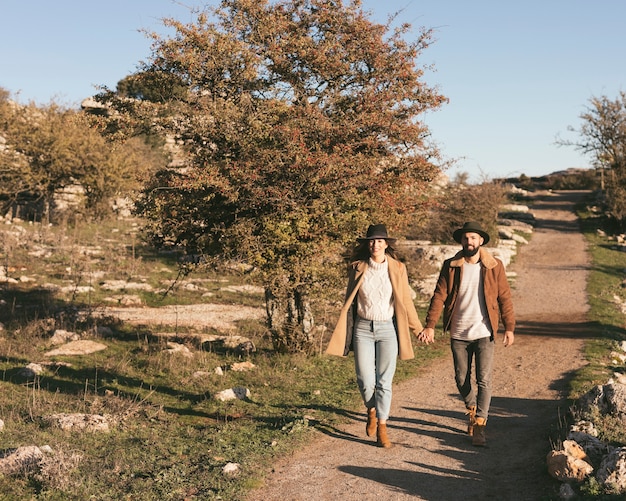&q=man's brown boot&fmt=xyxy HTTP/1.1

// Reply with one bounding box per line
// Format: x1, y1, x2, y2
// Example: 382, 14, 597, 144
376, 422, 392, 448
366, 407, 377, 437
472, 417, 487, 446
466, 405, 477, 436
